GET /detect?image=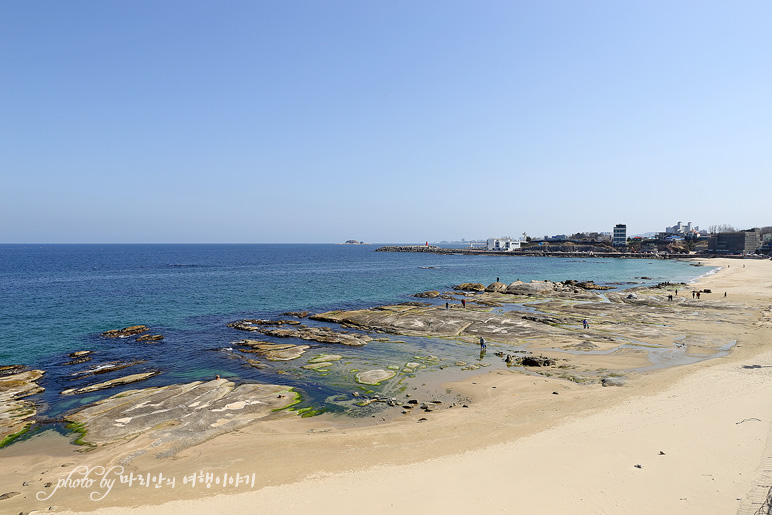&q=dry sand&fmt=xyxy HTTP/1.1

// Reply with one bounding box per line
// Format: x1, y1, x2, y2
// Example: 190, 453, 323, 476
4, 258, 772, 515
